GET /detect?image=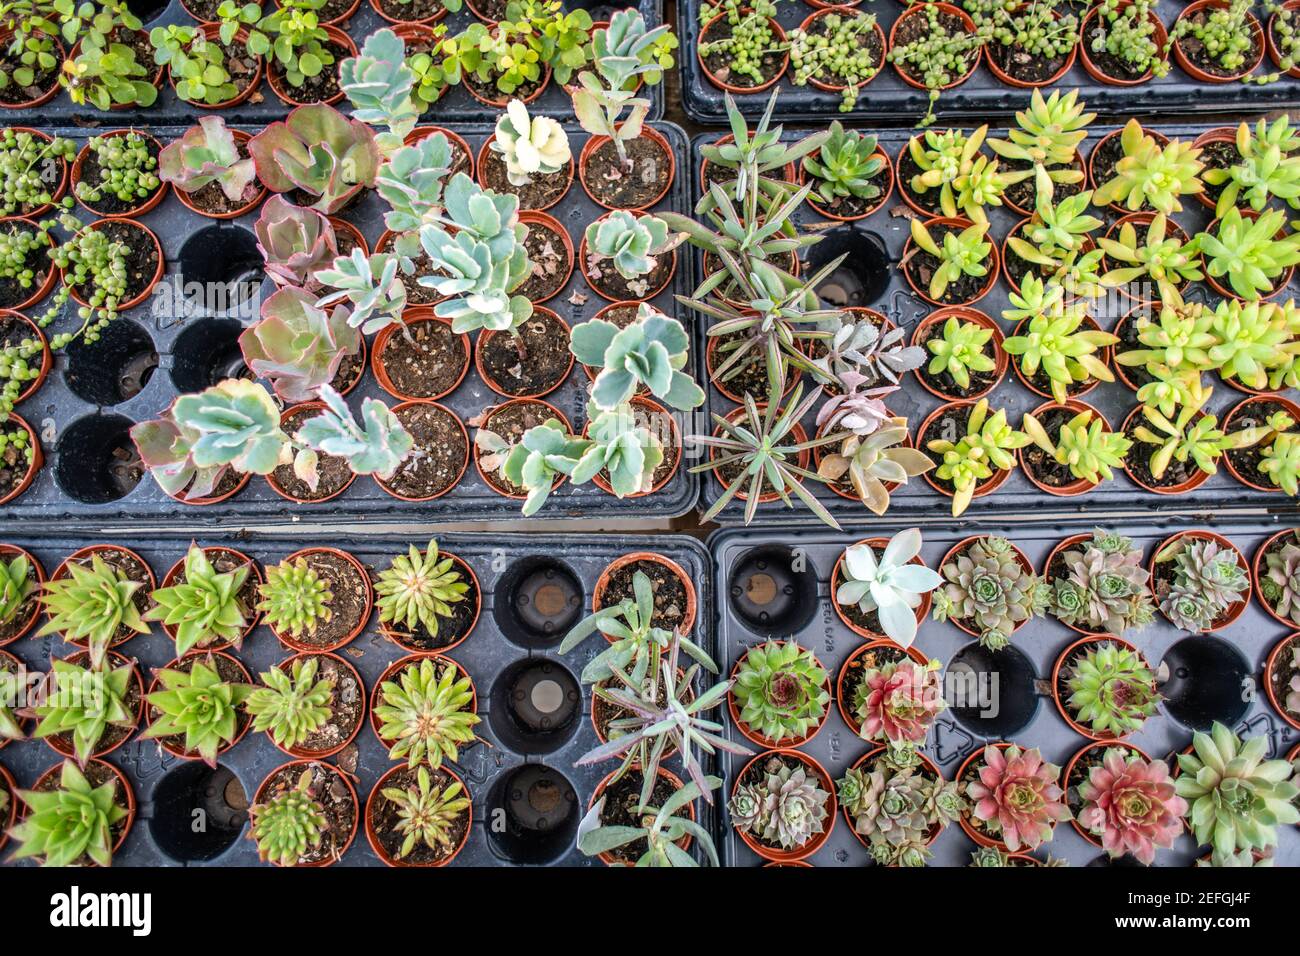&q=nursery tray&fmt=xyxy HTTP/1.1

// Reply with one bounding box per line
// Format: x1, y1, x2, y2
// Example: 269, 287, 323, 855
0, 531, 718, 867
677, 0, 1300, 126
0, 120, 705, 529
0, 0, 664, 125
709, 520, 1300, 867
688, 123, 1300, 527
